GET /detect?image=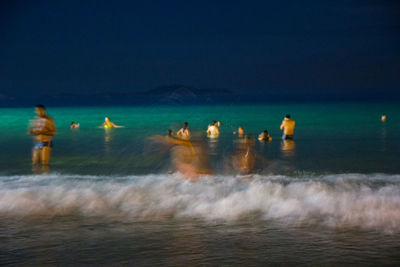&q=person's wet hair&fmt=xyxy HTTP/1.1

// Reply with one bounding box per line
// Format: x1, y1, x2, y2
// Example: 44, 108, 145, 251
264, 130, 268, 135
285, 114, 291, 119
184, 122, 188, 127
